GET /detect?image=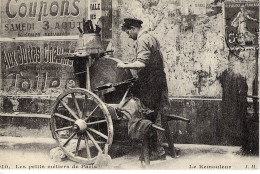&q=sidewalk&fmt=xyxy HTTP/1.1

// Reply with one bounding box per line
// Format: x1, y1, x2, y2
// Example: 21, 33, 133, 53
0, 136, 259, 170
